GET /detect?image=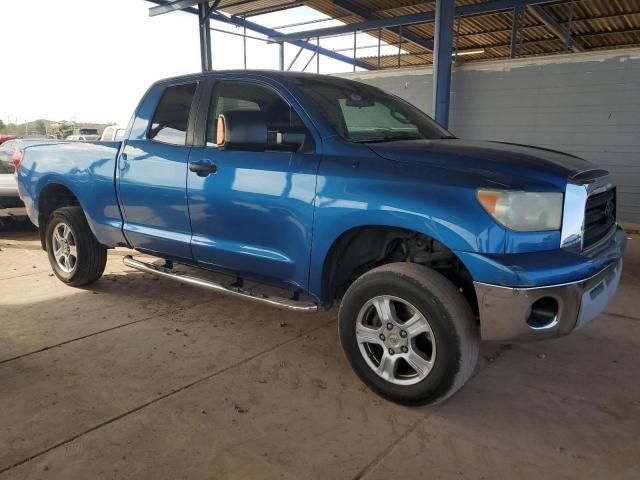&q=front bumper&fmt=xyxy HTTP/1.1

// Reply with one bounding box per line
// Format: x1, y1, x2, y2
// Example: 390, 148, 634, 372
474, 237, 625, 342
